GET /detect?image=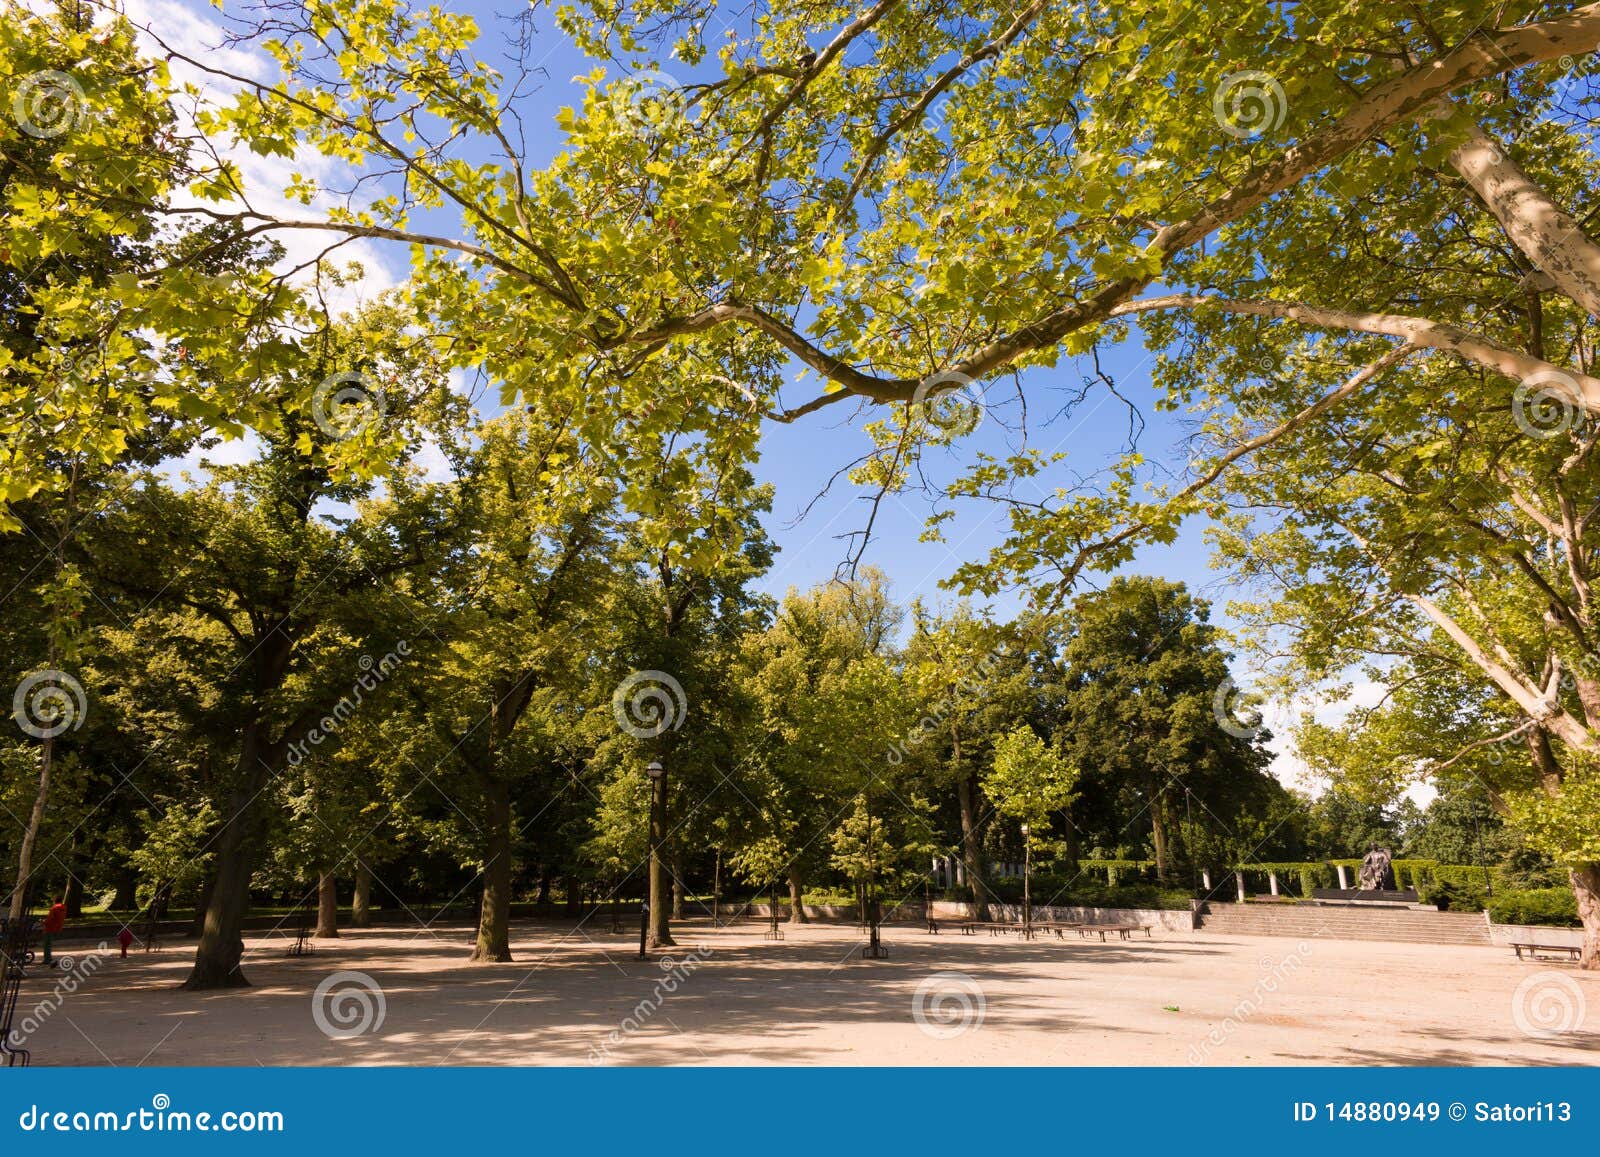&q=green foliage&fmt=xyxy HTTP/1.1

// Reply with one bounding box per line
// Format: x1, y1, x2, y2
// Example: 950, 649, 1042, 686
1488, 888, 1581, 928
